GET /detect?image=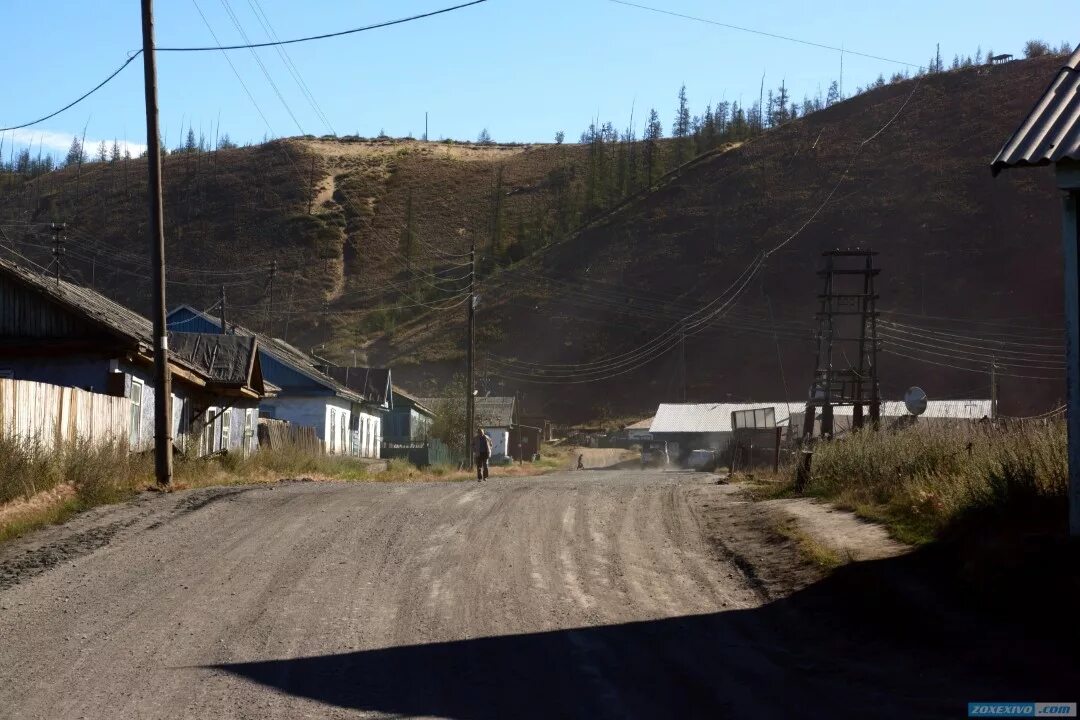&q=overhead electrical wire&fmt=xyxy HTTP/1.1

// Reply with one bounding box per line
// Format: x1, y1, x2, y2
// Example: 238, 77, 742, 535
157, 0, 489, 52
604, 0, 922, 69
882, 348, 1062, 382
0, 0, 489, 132
487, 75, 922, 383
247, 0, 337, 136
